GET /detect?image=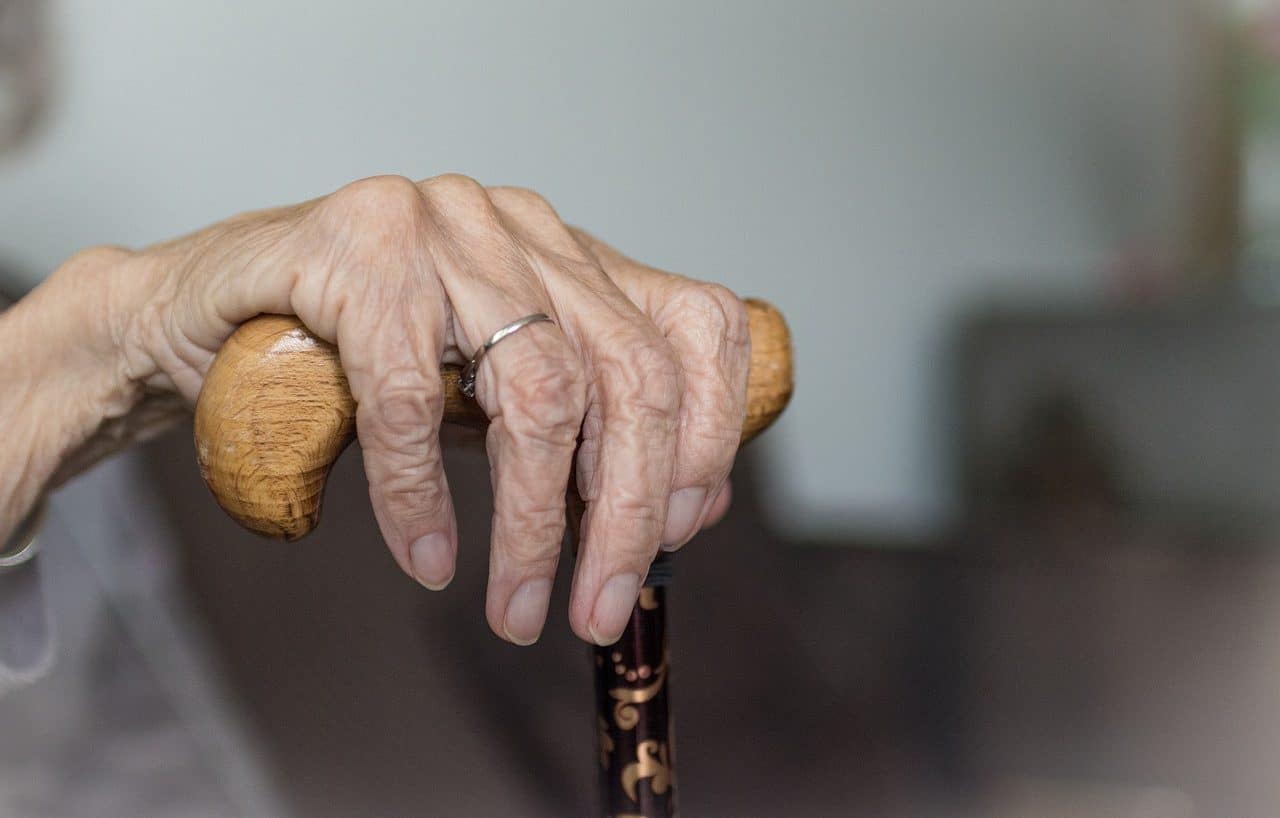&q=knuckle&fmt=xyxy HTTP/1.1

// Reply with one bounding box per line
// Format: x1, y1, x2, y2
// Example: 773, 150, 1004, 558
681, 363, 747, 445
603, 490, 667, 553
325, 175, 427, 226
678, 397, 745, 484
498, 511, 566, 564
665, 282, 750, 441
601, 331, 683, 426
503, 539, 560, 567
634, 340, 684, 416
489, 186, 557, 218
317, 177, 430, 262
677, 429, 739, 487
362, 368, 443, 448
672, 281, 748, 344
421, 173, 508, 236
422, 172, 489, 206
691, 408, 745, 449
500, 350, 587, 446
375, 460, 449, 520
493, 480, 566, 563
